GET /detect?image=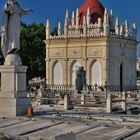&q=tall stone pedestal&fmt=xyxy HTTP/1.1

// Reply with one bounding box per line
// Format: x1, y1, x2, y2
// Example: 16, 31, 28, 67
0, 65, 31, 117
